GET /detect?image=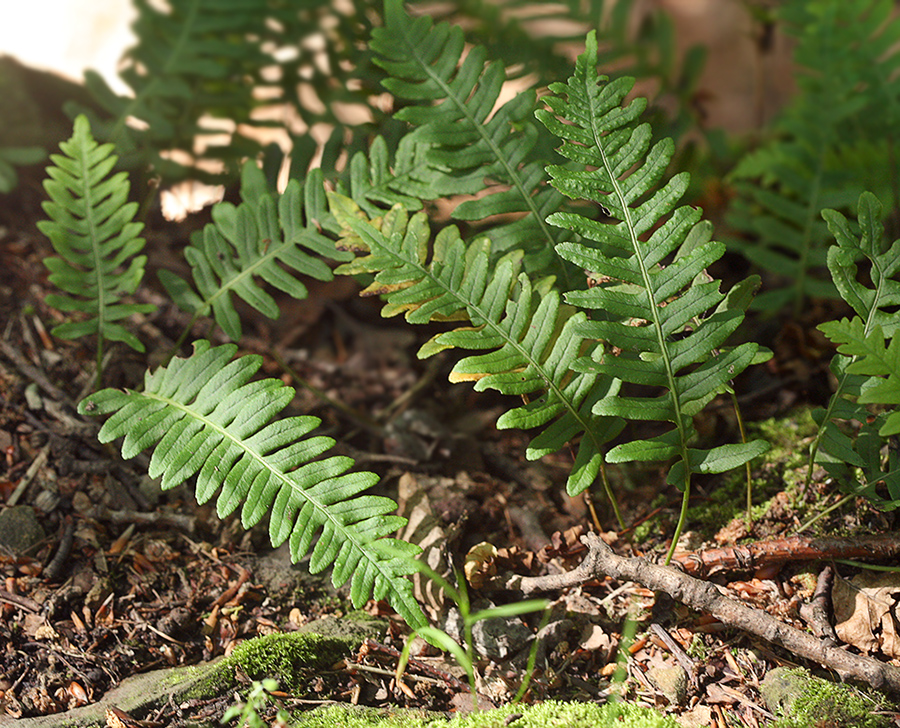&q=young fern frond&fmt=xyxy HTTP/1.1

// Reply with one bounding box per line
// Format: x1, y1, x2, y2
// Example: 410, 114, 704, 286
370, 0, 571, 283
811, 192, 900, 507
38, 115, 155, 384
159, 162, 348, 344
328, 194, 626, 524
77, 340, 426, 629
537, 32, 768, 557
